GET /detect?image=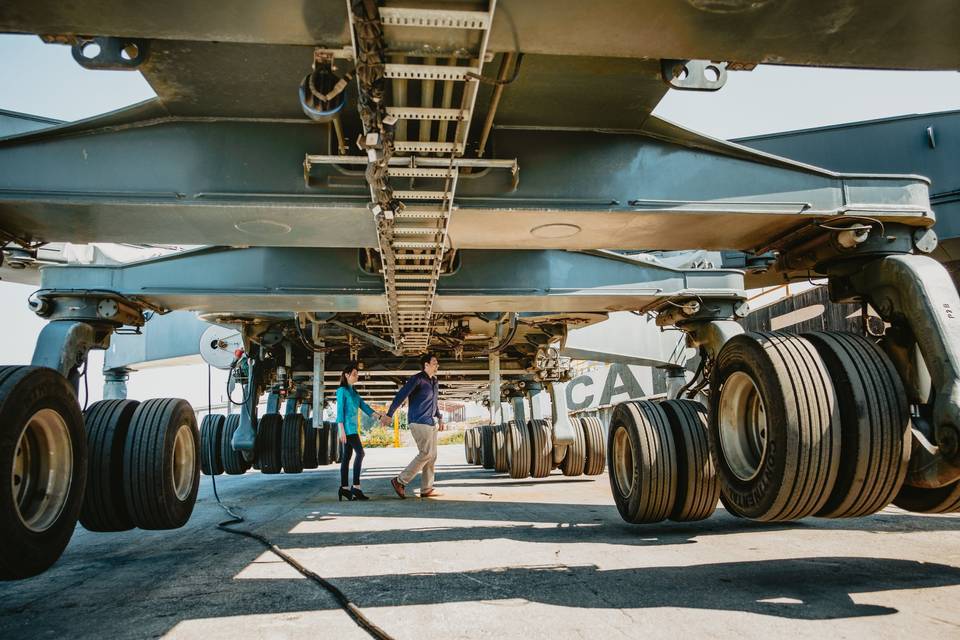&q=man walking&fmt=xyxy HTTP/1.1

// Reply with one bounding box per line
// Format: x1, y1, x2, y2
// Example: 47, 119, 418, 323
383, 353, 444, 498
